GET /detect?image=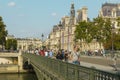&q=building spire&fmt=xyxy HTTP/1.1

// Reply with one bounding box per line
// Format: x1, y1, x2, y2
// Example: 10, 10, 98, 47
70, 2, 75, 18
